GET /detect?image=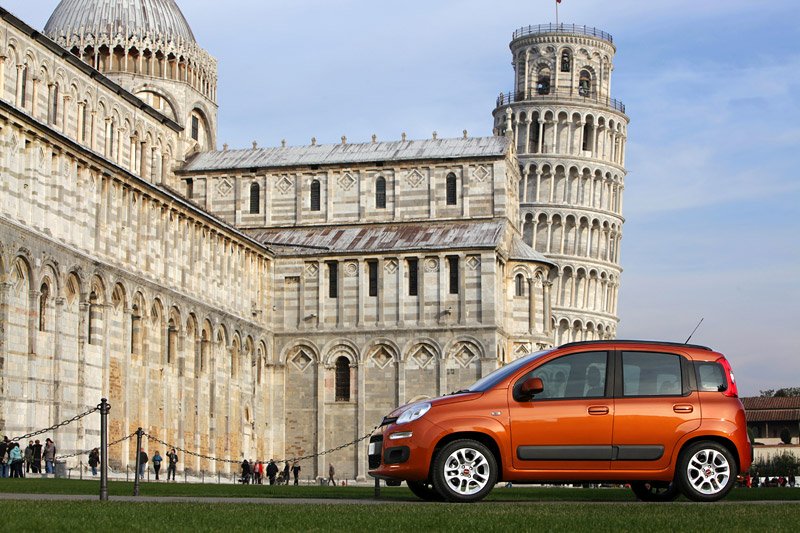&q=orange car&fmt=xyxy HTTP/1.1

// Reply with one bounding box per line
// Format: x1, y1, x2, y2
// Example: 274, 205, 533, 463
369, 340, 751, 502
